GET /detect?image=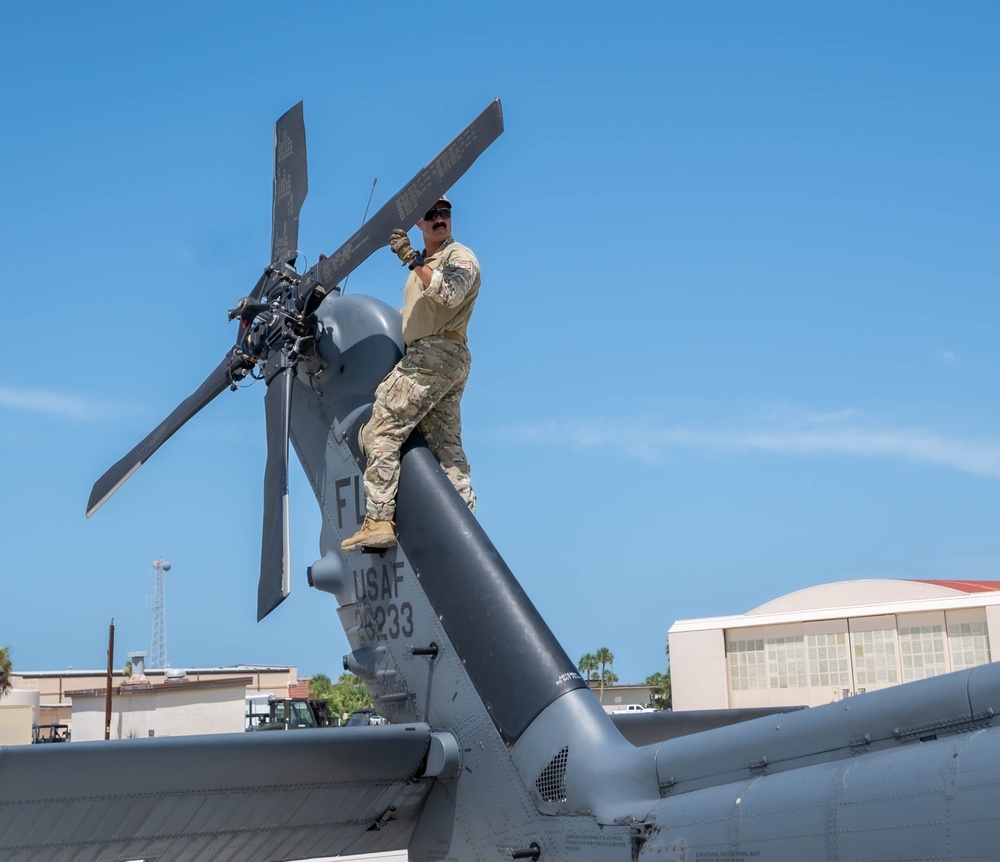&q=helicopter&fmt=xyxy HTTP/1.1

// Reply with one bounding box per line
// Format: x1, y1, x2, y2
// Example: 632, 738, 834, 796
2, 99, 999, 862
